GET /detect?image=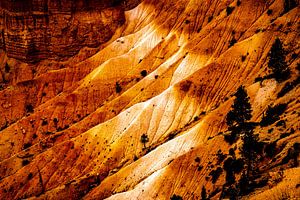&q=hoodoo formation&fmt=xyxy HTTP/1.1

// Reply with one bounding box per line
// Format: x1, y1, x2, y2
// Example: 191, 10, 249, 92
0, 0, 299, 199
